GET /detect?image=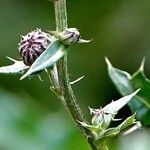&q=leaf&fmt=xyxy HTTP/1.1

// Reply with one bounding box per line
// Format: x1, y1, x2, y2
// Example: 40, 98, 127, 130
106, 58, 150, 126
20, 40, 69, 80
118, 113, 136, 130
103, 90, 139, 114
0, 57, 29, 74
96, 114, 136, 142
105, 57, 133, 95
78, 121, 100, 132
